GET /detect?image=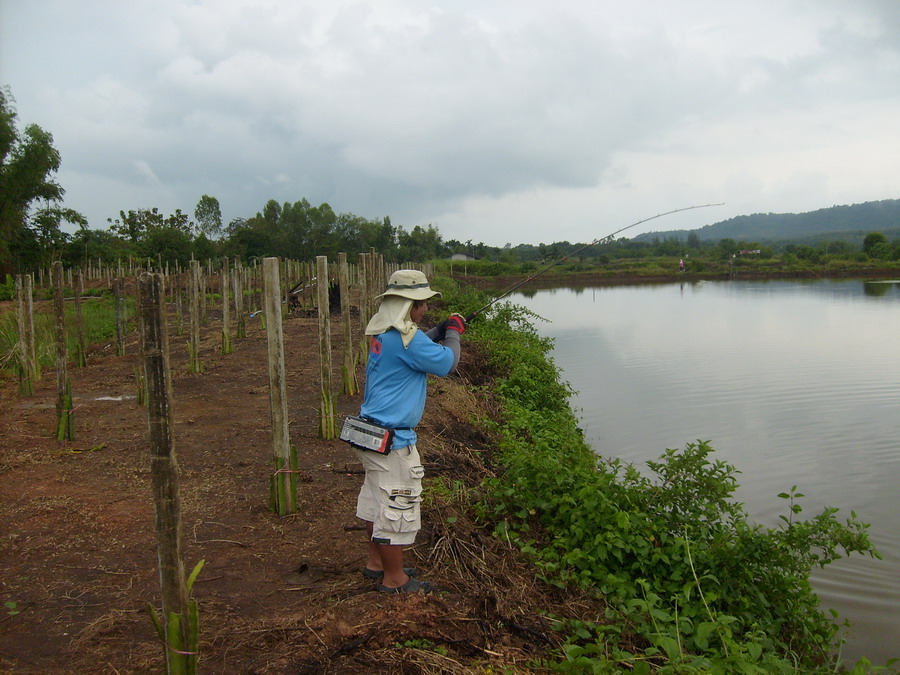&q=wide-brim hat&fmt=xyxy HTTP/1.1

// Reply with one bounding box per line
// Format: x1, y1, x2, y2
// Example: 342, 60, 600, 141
377, 269, 441, 300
